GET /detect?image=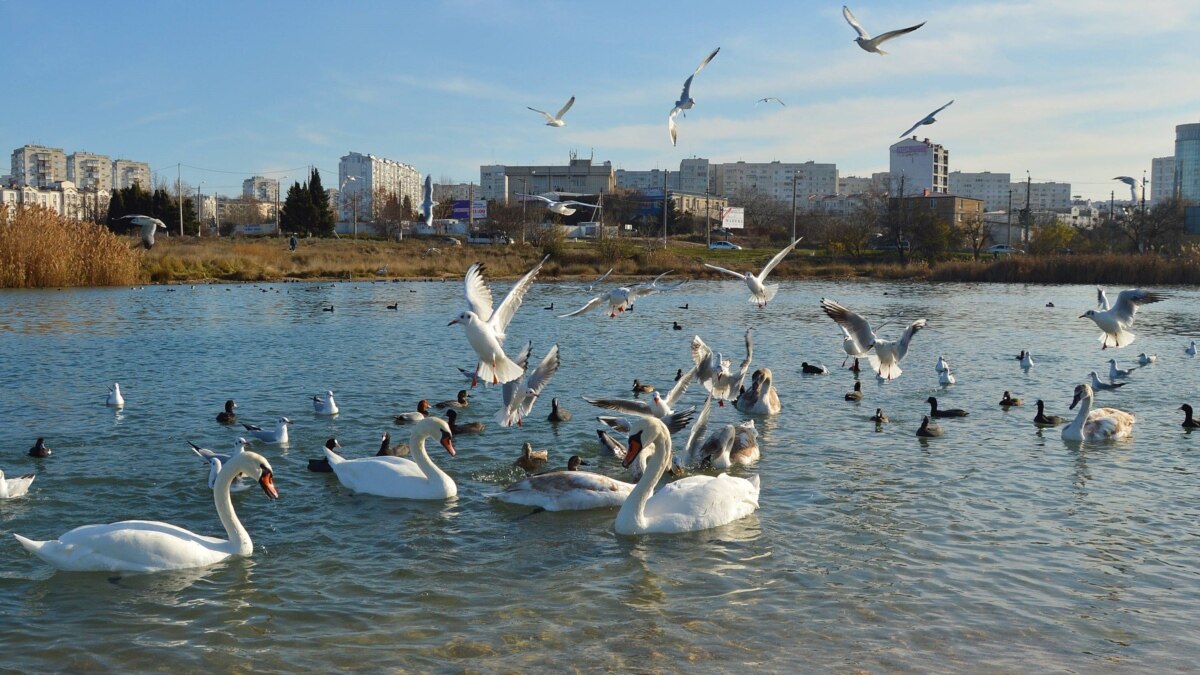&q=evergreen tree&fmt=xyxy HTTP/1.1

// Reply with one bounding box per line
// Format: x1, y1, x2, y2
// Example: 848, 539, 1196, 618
308, 168, 335, 236
106, 190, 126, 227
280, 181, 318, 235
